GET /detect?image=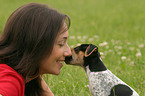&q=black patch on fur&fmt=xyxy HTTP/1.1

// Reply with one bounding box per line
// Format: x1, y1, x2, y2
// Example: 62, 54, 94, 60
65, 56, 72, 64
84, 53, 107, 72
109, 84, 133, 96
74, 44, 89, 54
